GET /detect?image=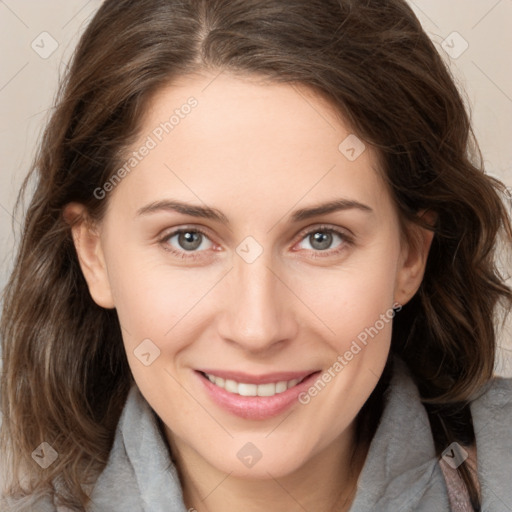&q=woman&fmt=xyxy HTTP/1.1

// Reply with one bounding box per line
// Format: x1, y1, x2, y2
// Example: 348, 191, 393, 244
1, 0, 511, 511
